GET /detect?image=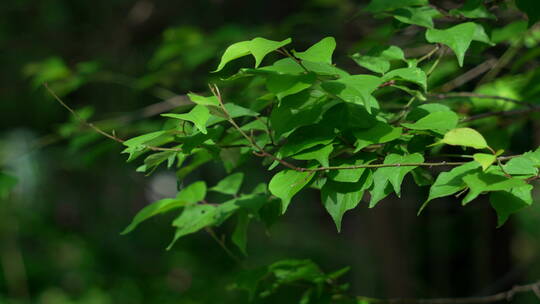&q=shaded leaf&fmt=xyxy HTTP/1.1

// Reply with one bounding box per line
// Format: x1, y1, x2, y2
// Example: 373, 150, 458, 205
269, 170, 315, 212
321, 75, 383, 112
353, 121, 402, 151
369, 153, 424, 207
392, 6, 440, 28
420, 161, 480, 213
266, 73, 316, 100
279, 123, 335, 158
490, 185, 533, 227
462, 170, 526, 205
351, 45, 405, 74
321, 175, 370, 232
449, 0, 495, 19
121, 181, 206, 234
232, 211, 250, 255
